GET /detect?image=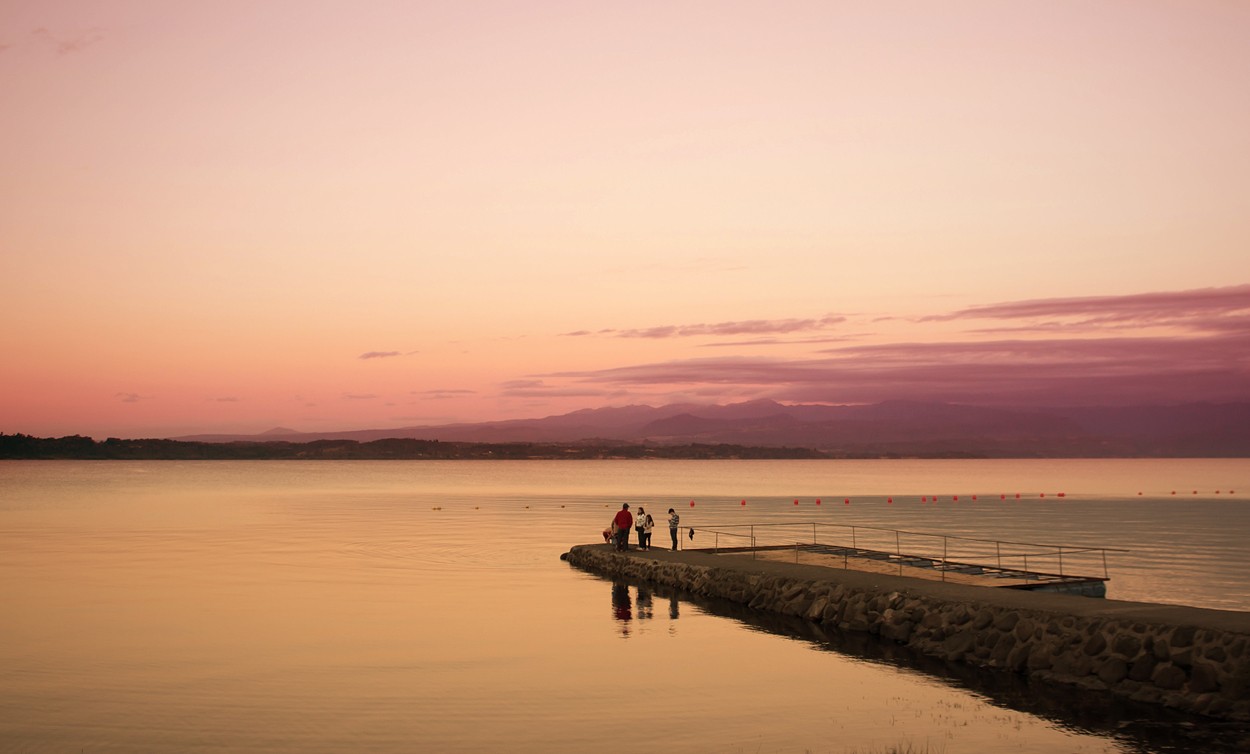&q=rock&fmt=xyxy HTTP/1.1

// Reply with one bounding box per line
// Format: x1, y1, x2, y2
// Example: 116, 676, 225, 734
1129, 654, 1158, 683
1027, 645, 1054, 671
881, 620, 914, 643
943, 630, 977, 661
1098, 657, 1128, 685
972, 609, 994, 631
1013, 618, 1036, 642
1171, 625, 1196, 648
807, 596, 830, 621
993, 612, 1020, 632
1112, 633, 1142, 658
1188, 662, 1220, 694
1083, 632, 1108, 657
1152, 663, 1187, 691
